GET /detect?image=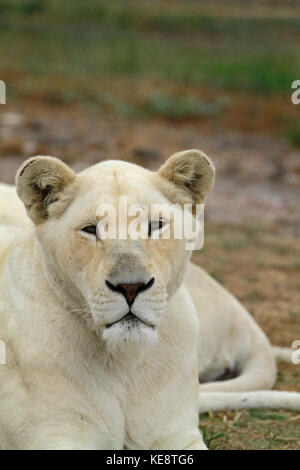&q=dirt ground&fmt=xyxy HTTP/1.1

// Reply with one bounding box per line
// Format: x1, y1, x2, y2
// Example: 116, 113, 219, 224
0, 104, 299, 449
